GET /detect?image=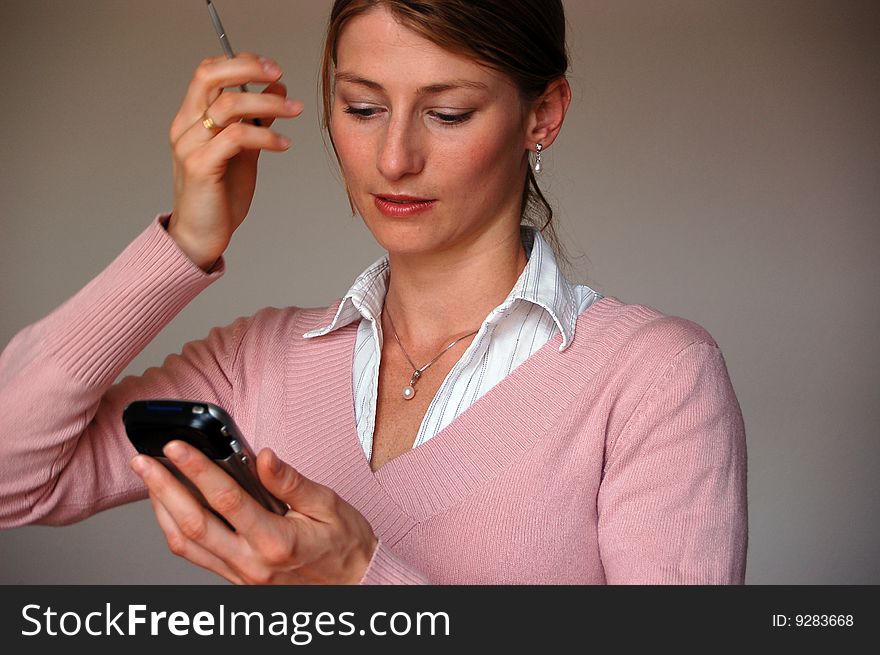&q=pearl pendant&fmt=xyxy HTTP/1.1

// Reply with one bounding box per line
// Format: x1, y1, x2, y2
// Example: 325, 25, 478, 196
403, 385, 415, 400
